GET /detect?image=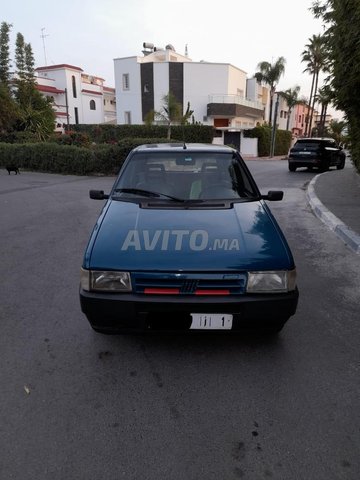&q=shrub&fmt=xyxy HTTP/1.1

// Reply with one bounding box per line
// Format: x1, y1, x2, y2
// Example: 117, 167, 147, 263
53, 130, 91, 148
68, 124, 214, 144
243, 125, 291, 157
0, 143, 96, 175
0, 138, 181, 176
